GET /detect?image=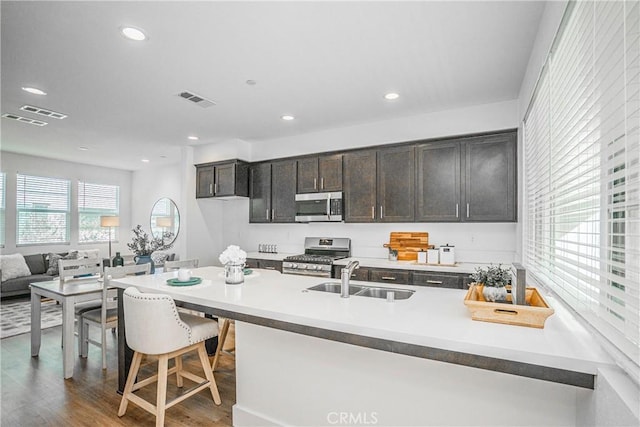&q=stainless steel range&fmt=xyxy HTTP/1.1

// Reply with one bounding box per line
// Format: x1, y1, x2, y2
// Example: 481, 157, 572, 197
282, 237, 351, 277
